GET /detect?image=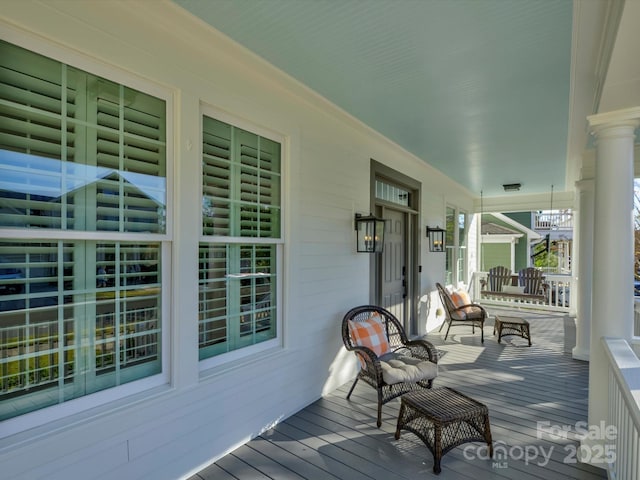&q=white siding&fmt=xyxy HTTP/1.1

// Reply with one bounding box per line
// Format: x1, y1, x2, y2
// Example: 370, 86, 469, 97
0, 2, 473, 479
